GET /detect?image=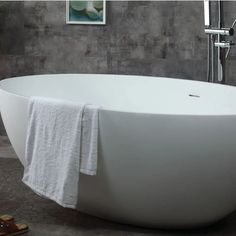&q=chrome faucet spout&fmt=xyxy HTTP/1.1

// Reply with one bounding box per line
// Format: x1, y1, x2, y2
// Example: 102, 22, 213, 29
214, 41, 235, 48
205, 27, 234, 36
